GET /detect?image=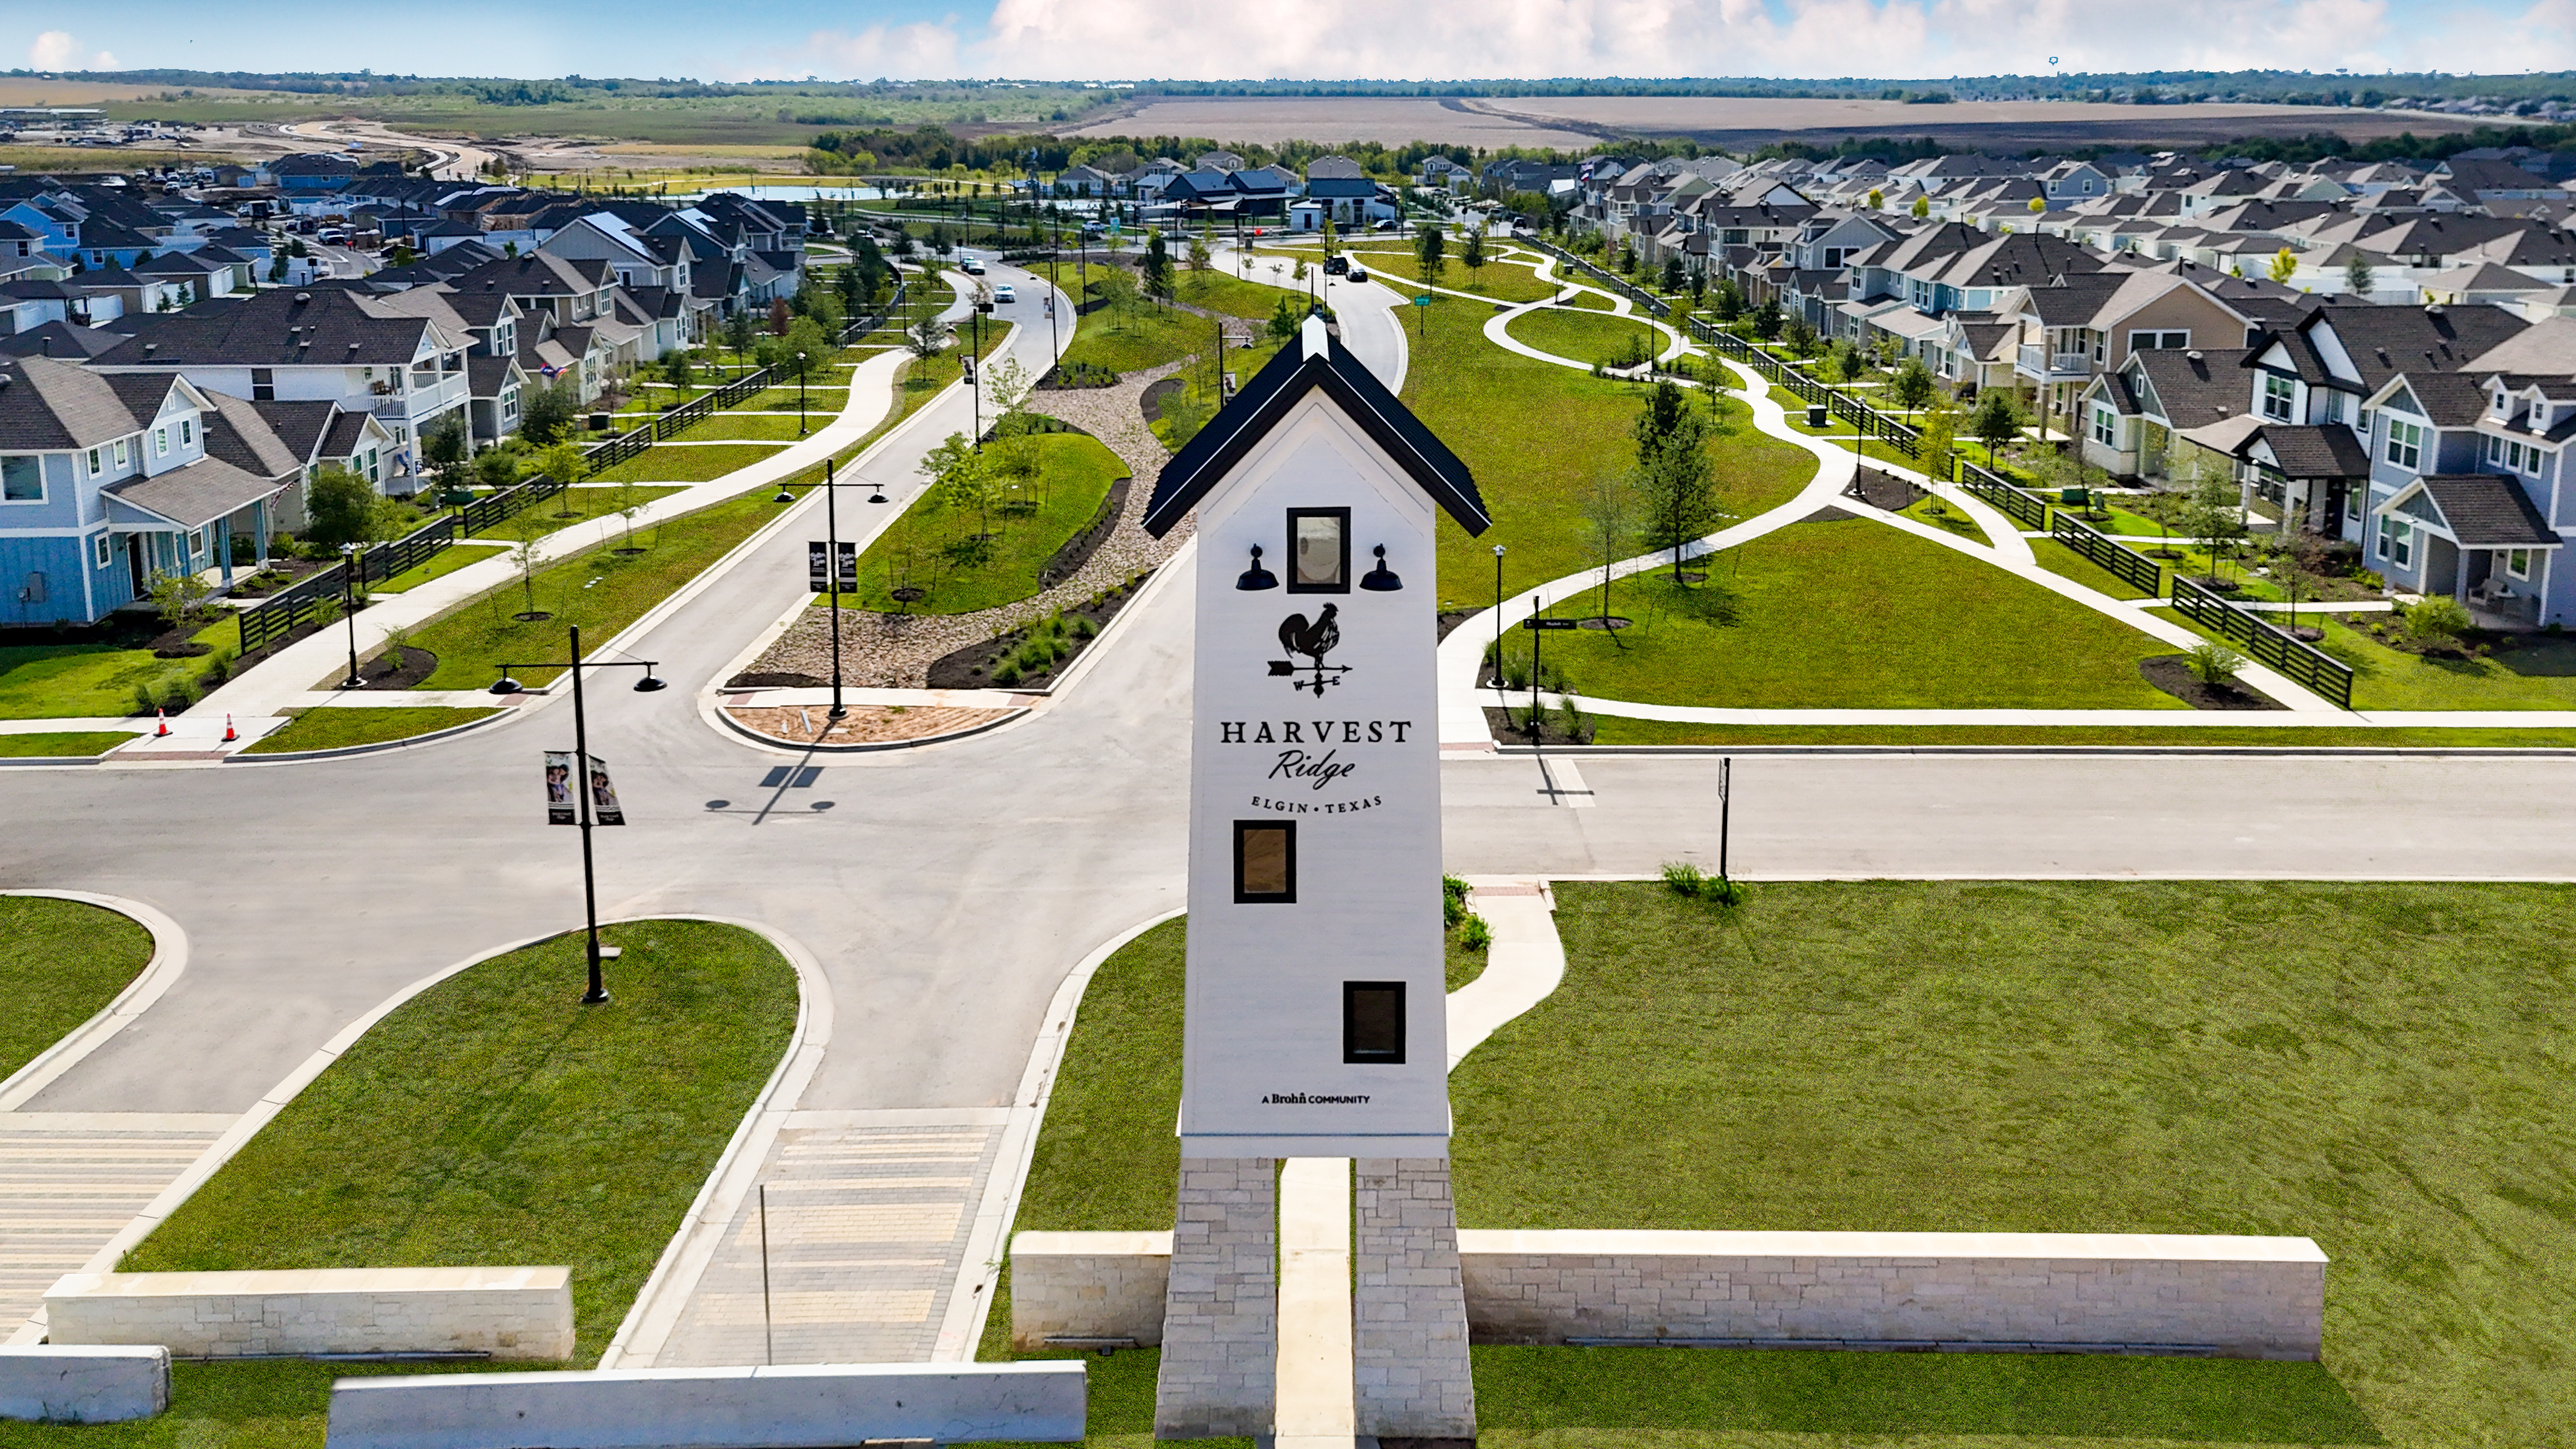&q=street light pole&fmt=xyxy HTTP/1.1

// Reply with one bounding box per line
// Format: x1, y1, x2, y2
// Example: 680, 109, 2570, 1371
1491, 544, 1505, 699
825, 457, 845, 720
797, 351, 809, 437
338, 542, 363, 689
567, 623, 608, 1005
